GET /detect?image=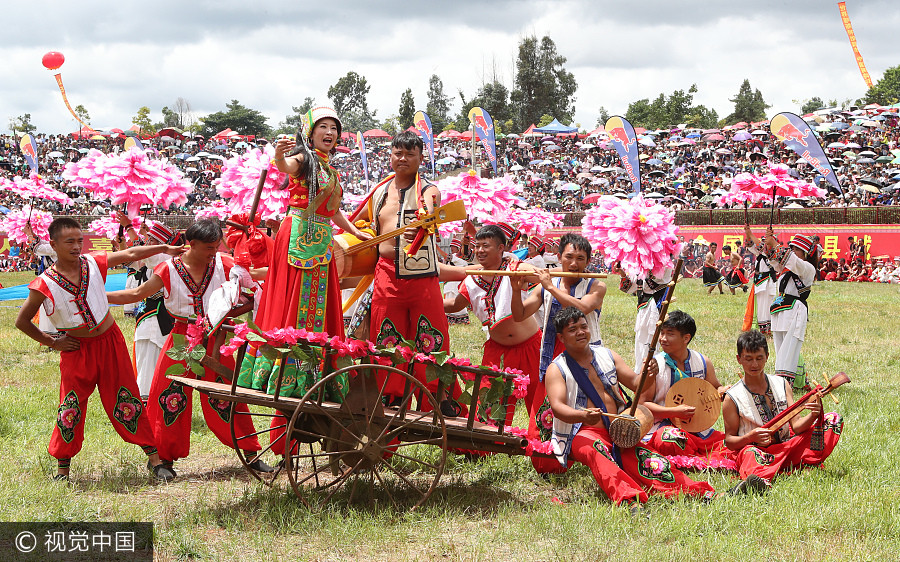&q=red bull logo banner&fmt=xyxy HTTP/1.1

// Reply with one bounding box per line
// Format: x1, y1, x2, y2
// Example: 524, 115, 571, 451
605, 116, 641, 193
356, 131, 370, 189
19, 134, 39, 173
838, 2, 873, 88
123, 136, 143, 151
413, 110, 436, 178
468, 106, 497, 174
770, 112, 842, 195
